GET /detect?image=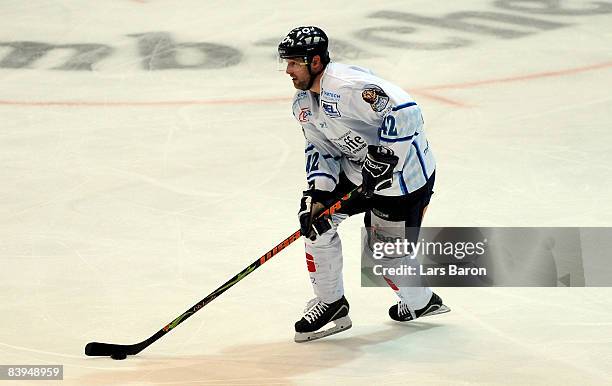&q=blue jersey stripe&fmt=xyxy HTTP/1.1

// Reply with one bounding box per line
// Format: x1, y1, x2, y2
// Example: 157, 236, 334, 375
307, 172, 337, 184
322, 154, 342, 160
380, 132, 419, 143
412, 141, 428, 180
305, 145, 339, 160
397, 172, 408, 195
392, 102, 417, 111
